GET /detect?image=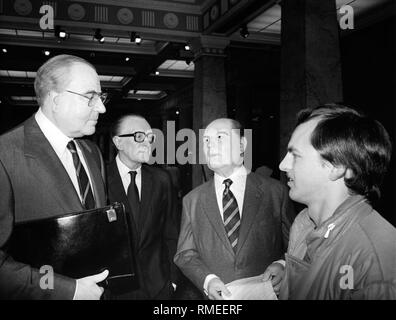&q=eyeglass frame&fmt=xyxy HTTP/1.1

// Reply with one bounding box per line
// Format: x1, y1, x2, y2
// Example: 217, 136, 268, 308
66, 90, 108, 107
117, 131, 156, 144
